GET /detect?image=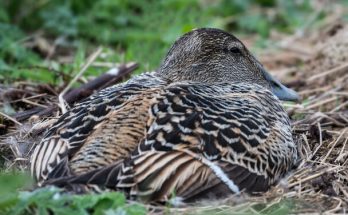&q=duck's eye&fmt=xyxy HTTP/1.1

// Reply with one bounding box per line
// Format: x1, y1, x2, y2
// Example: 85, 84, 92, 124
229, 47, 241, 54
